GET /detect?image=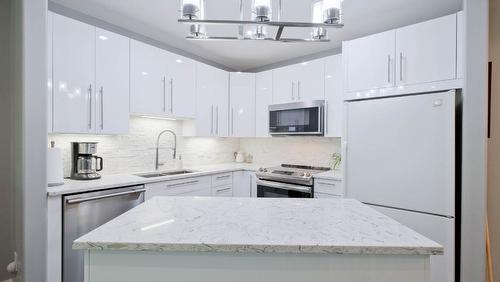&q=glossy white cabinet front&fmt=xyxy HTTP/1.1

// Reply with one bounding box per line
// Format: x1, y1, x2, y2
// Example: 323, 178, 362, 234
166, 54, 196, 118
230, 73, 256, 138
255, 71, 273, 137
52, 13, 95, 133
344, 30, 396, 93
130, 40, 165, 115
395, 14, 457, 86
324, 55, 343, 137
188, 63, 229, 137
95, 28, 130, 134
